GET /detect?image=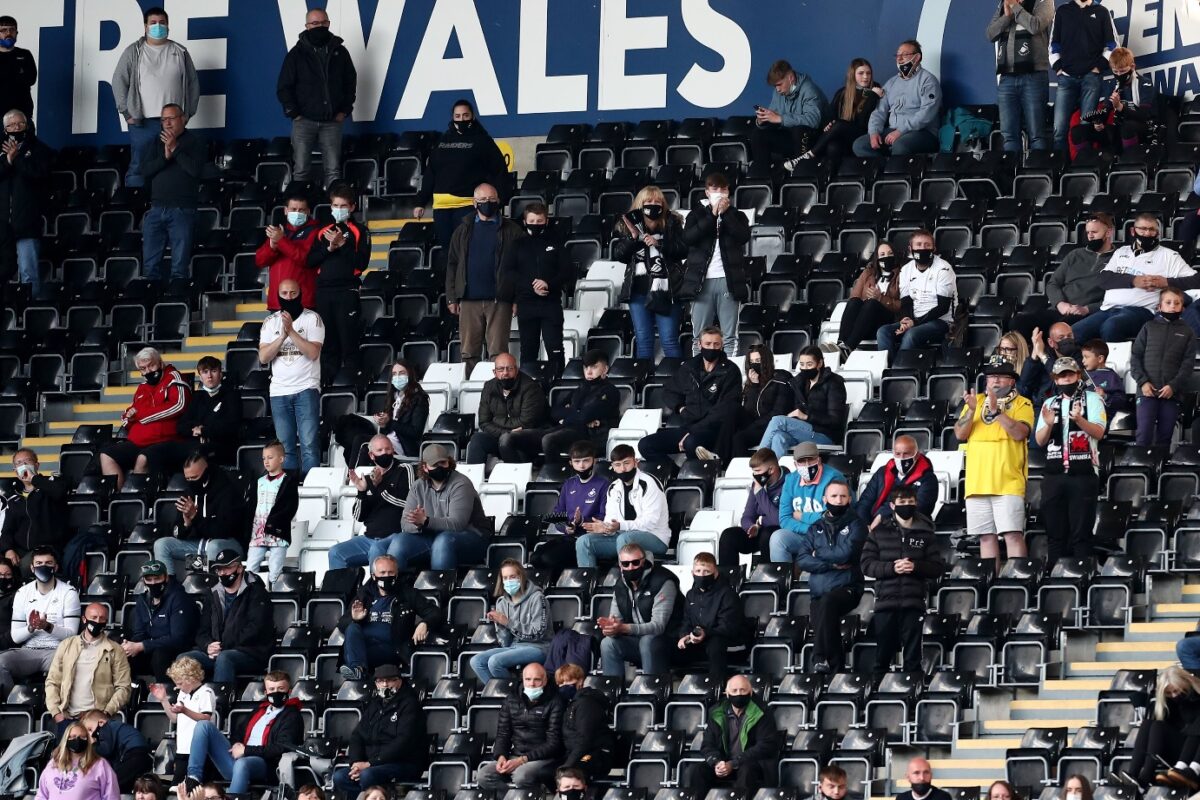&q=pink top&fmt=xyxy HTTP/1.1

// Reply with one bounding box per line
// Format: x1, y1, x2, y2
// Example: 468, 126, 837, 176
36, 758, 118, 800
